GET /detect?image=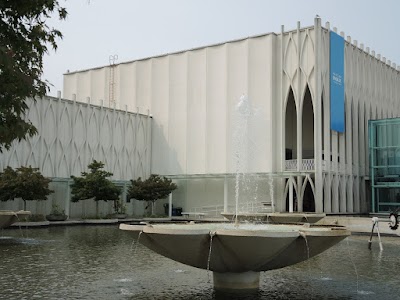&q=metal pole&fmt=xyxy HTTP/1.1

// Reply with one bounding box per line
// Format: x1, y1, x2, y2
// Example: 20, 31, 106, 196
375, 218, 384, 251
367, 220, 375, 250
368, 217, 383, 251
168, 193, 173, 218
